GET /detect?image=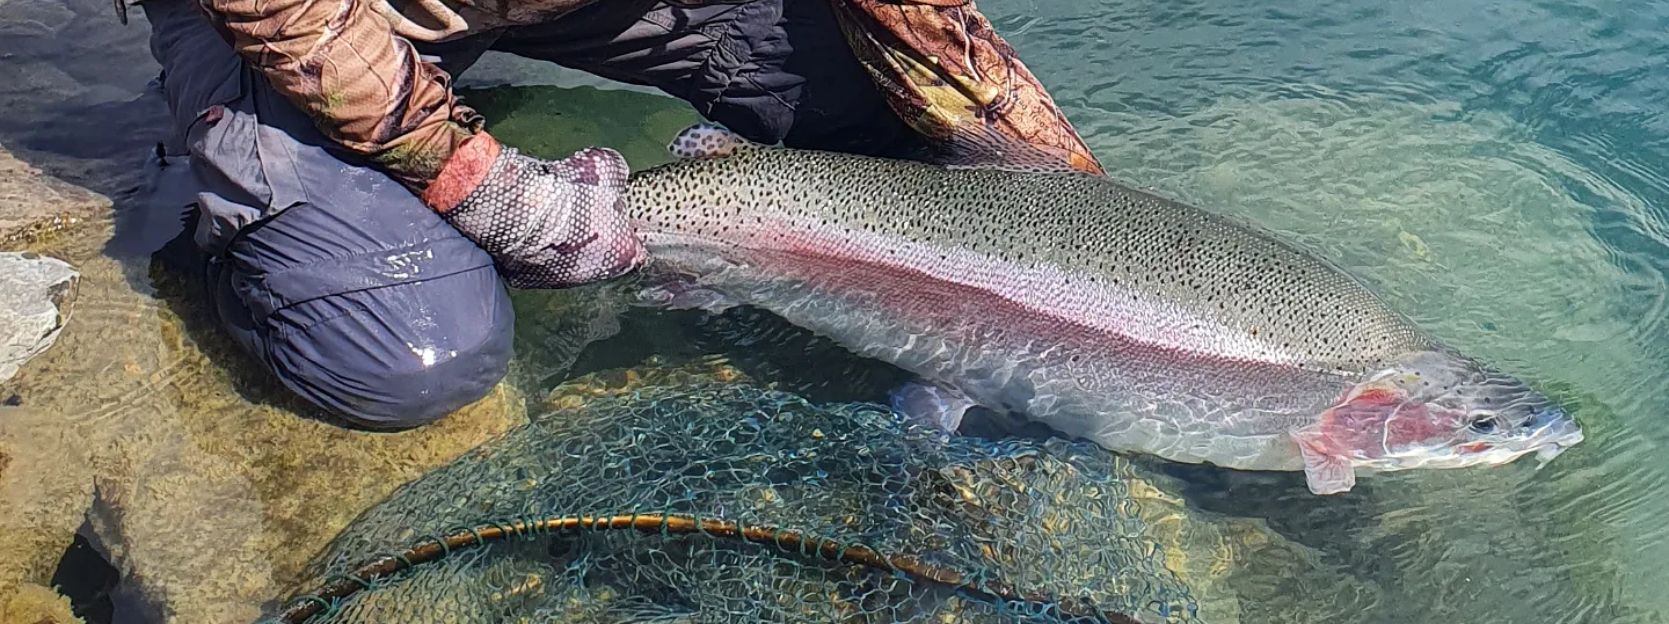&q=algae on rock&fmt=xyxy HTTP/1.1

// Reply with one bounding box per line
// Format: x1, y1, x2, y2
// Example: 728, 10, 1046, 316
0, 407, 95, 597
0, 143, 110, 248
0, 581, 87, 624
